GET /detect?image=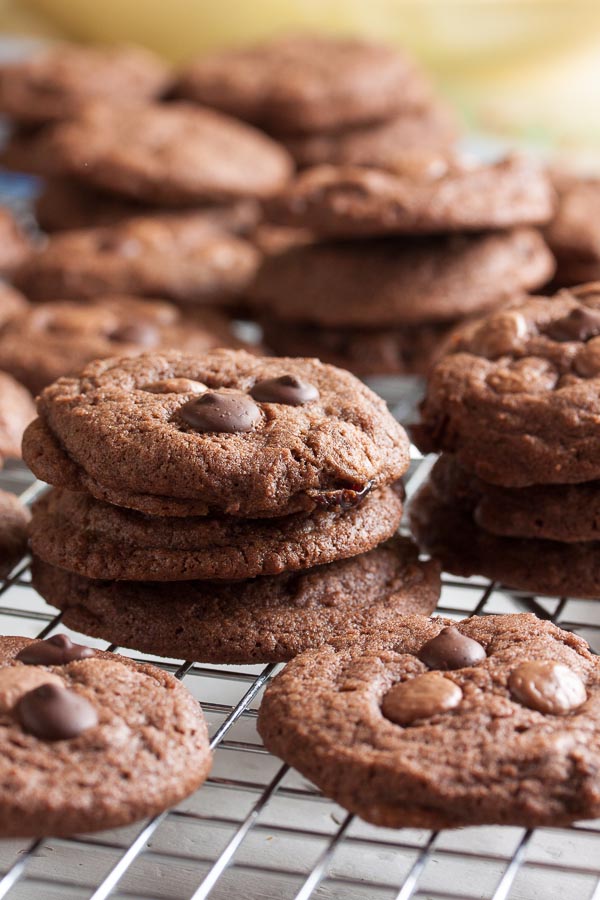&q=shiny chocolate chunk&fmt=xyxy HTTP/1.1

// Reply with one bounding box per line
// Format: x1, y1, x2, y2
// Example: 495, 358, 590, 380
316, 480, 373, 510
250, 374, 319, 406
382, 672, 462, 726
109, 322, 158, 345
144, 378, 207, 394
16, 634, 96, 666
17, 683, 98, 741
418, 626, 486, 671
545, 307, 600, 342
179, 391, 261, 433
509, 660, 587, 715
